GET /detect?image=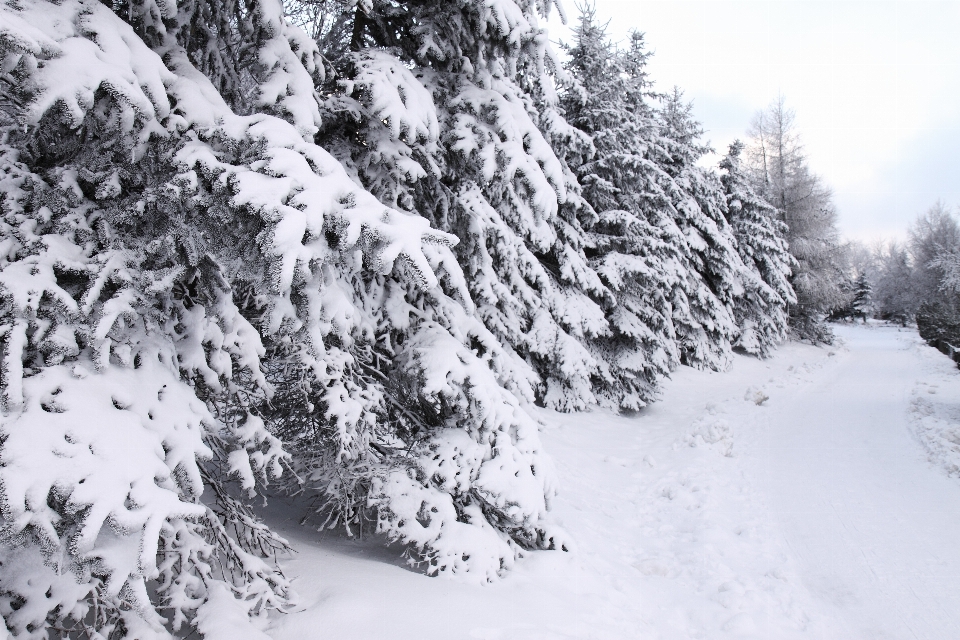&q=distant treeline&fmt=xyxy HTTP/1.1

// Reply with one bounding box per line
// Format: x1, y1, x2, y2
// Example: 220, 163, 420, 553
838, 203, 960, 363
